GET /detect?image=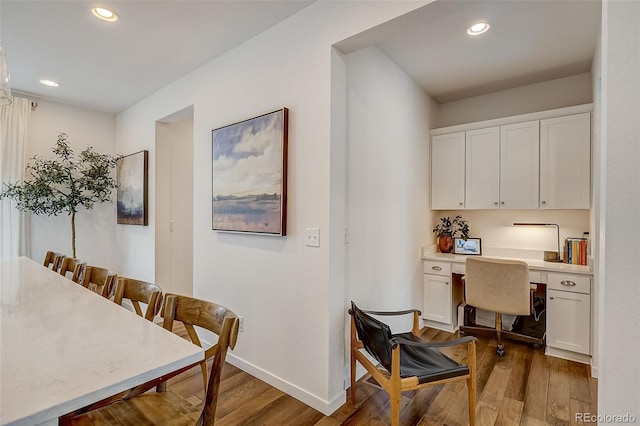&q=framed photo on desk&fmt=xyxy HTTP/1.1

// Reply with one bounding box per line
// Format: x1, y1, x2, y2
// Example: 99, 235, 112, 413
454, 237, 481, 255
